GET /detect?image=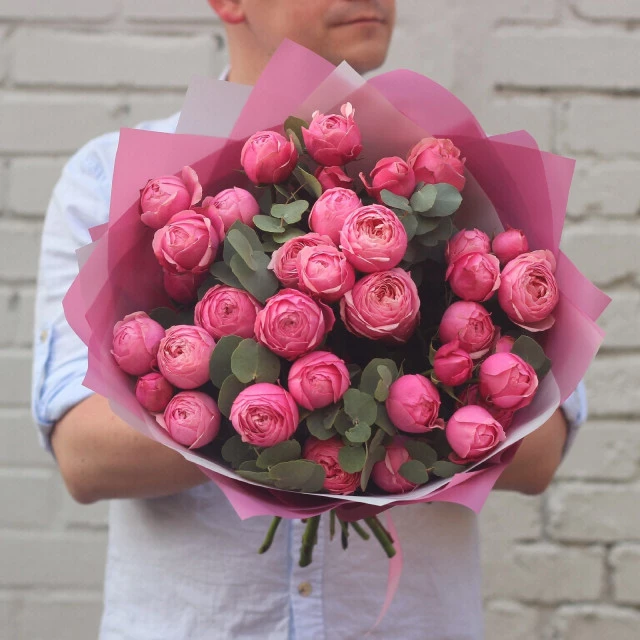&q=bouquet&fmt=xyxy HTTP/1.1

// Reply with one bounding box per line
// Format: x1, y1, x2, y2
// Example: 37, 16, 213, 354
65, 42, 609, 569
